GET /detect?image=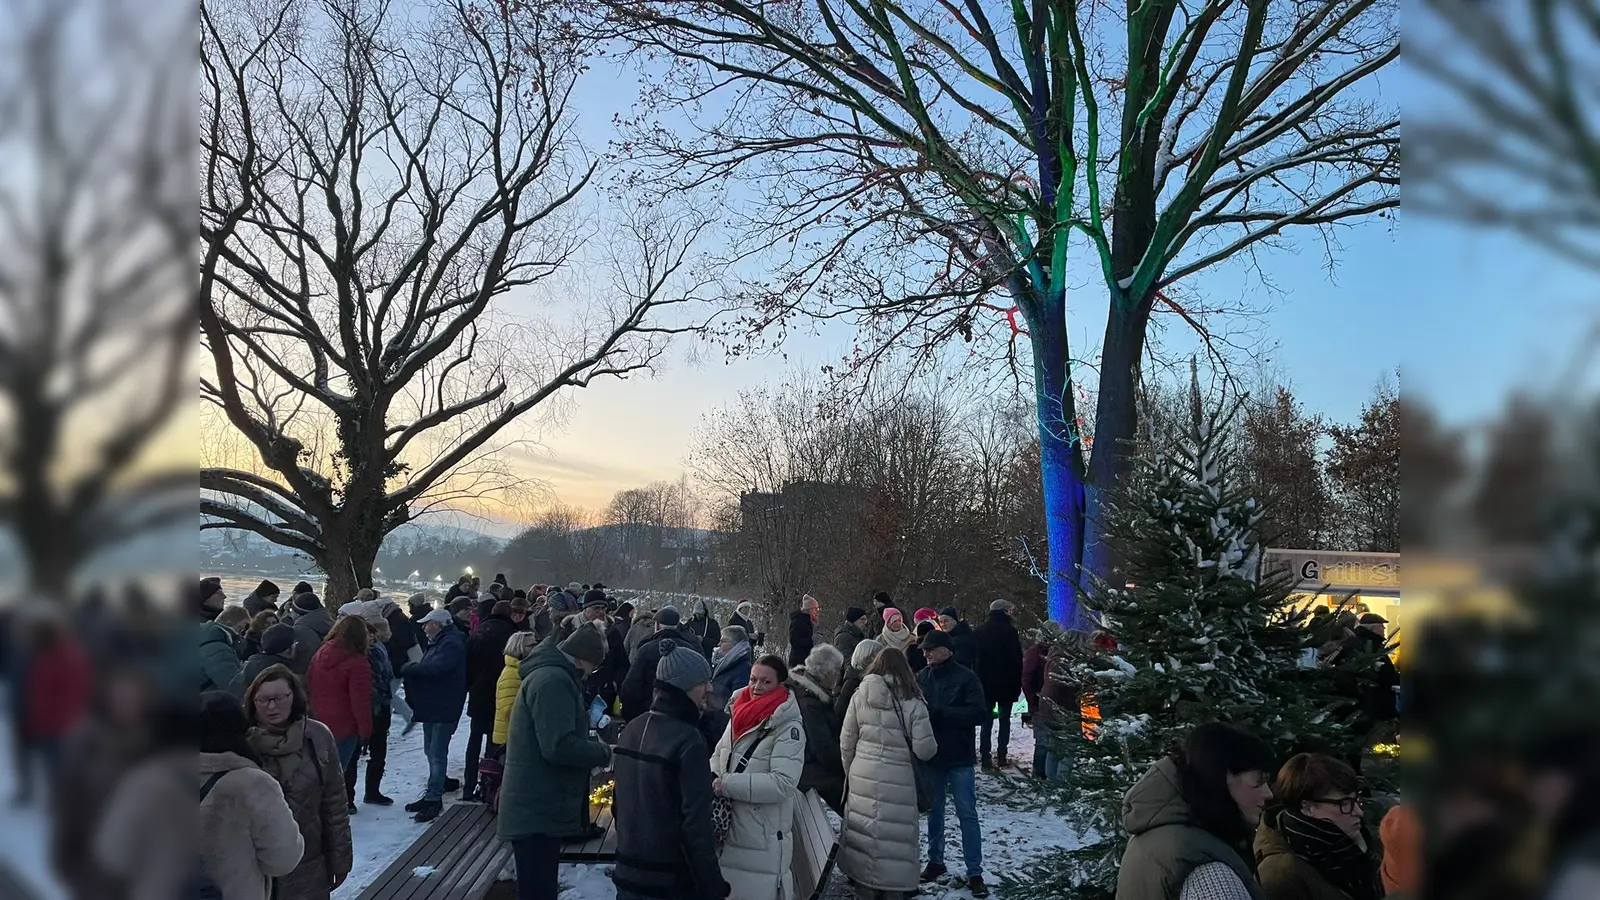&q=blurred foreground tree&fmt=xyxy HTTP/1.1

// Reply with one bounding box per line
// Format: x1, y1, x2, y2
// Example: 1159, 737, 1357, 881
0, 0, 193, 595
